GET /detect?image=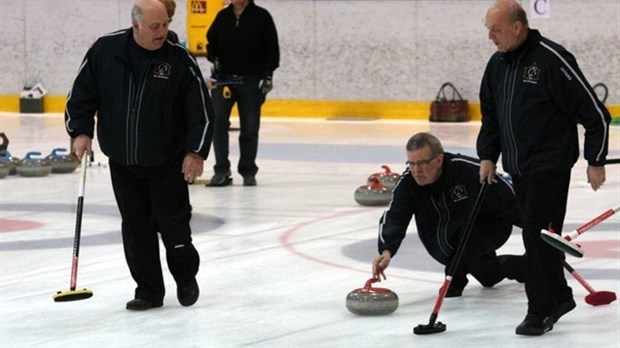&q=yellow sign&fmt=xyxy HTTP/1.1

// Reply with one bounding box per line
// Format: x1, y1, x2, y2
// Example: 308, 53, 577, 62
186, 0, 224, 56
